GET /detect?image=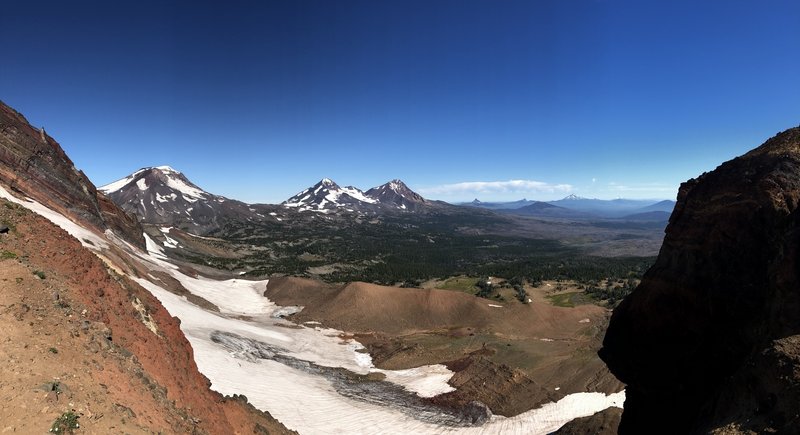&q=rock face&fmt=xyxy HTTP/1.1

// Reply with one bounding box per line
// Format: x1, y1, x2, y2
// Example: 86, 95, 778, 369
0, 101, 293, 434
0, 101, 143, 248
599, 126, 800, 433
